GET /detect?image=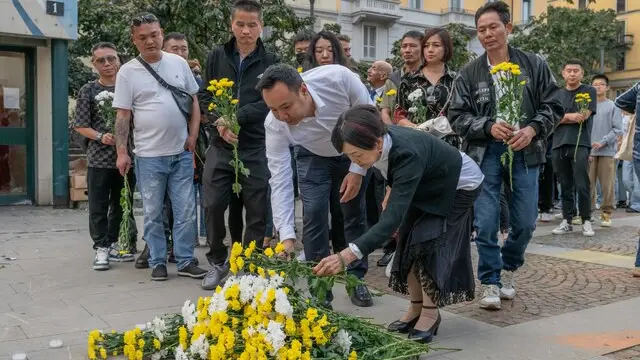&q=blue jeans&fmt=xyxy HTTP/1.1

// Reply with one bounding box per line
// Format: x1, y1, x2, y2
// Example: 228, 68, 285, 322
295, 146, 370, 280
136, 151, 196, 270
634, 129, 640, 267
622, 161, 640, 212
474, 142, 539, 286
